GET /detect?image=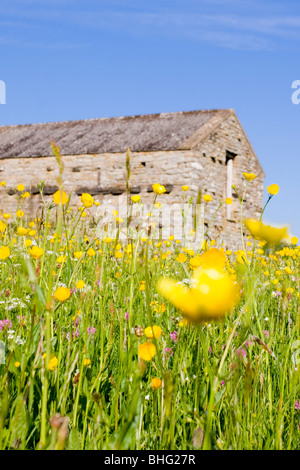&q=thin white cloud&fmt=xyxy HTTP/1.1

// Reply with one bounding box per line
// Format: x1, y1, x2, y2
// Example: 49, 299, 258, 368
1, 1, 300, 50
